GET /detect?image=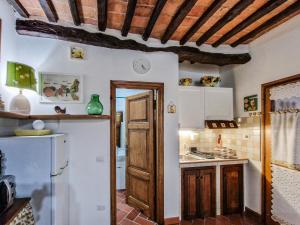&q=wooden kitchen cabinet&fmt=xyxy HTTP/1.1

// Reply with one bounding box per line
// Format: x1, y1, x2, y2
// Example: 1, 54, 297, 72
182, 167, 216, 220
221, 165, 244, 215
